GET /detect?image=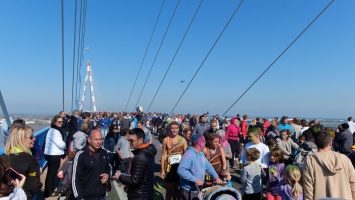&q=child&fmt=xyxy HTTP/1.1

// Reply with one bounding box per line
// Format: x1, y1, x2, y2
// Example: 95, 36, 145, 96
266, 148, 285, 200
219, 169, 232, 187
217, 132, 232, 170
56, 151, 77, 199
241, 148, 262, 200
298, 135, 306, 145
271, 165, 303, 200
